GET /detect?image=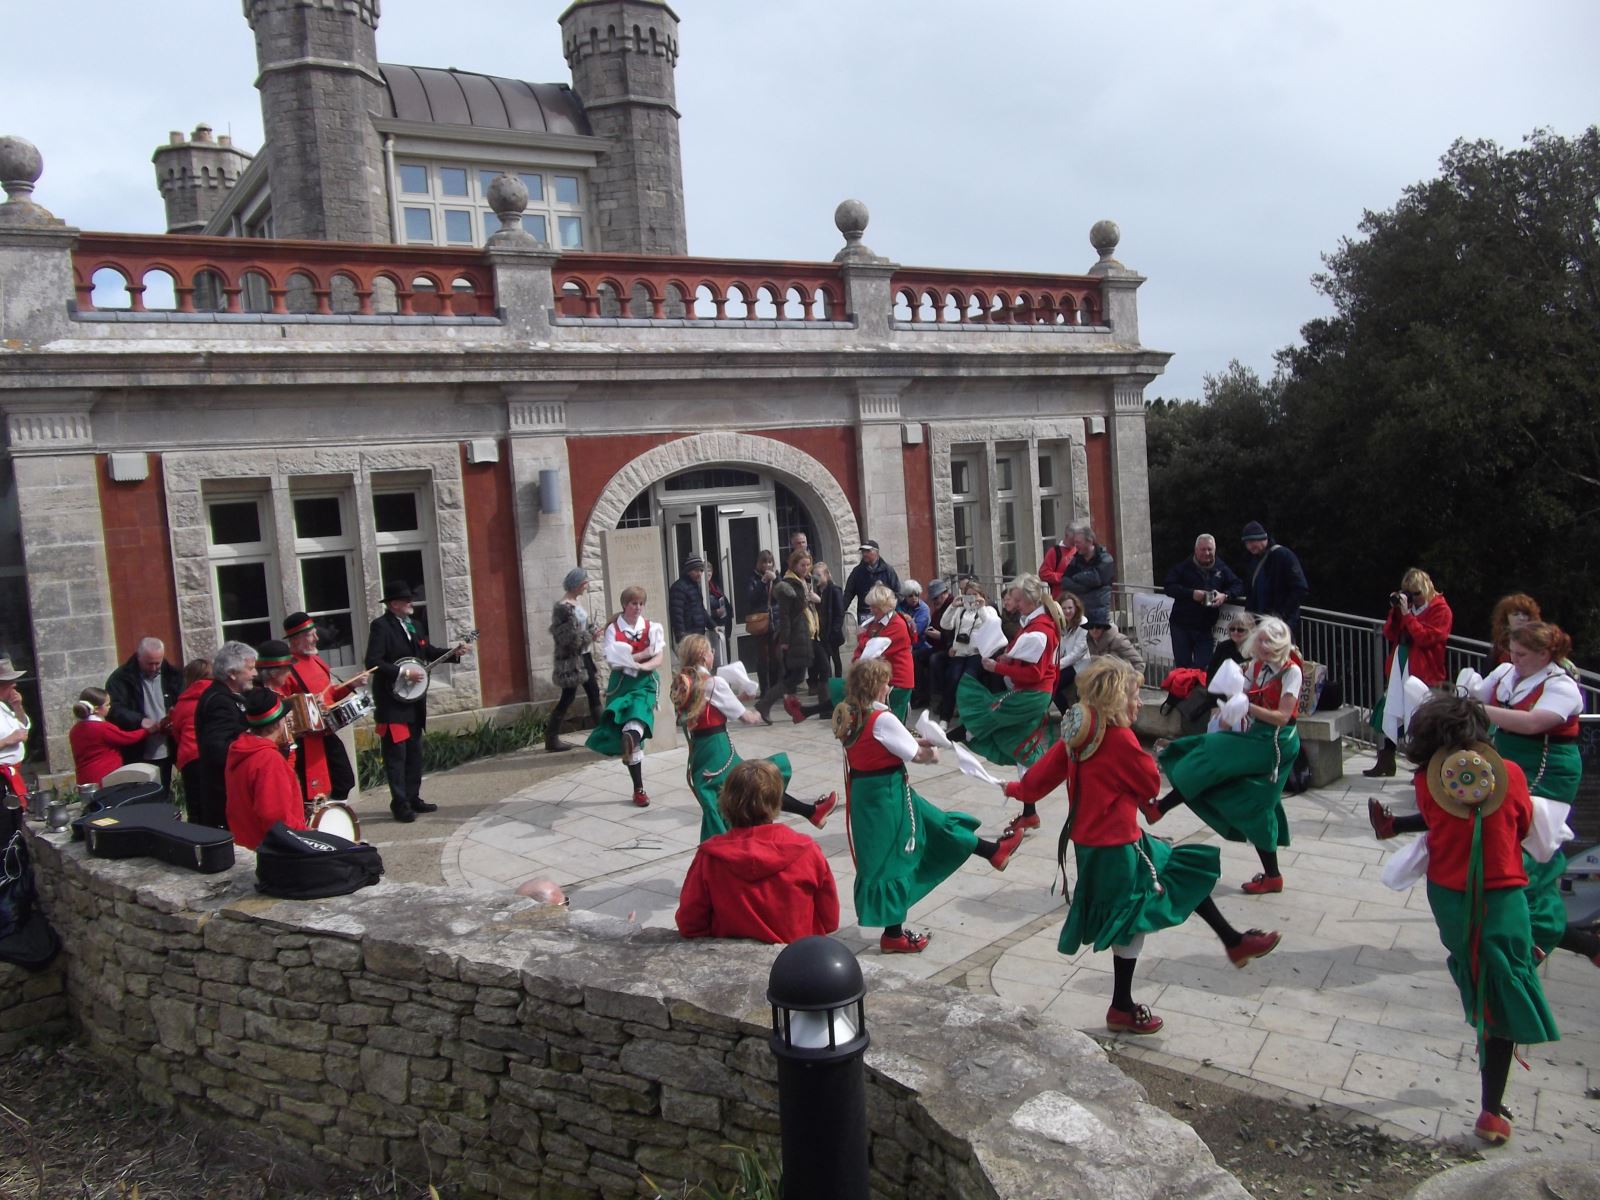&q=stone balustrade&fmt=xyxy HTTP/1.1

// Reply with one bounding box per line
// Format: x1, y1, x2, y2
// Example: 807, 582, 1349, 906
892, 266, 1105, 326
553, 253, 846, 321
13, 827, 1247, 1200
